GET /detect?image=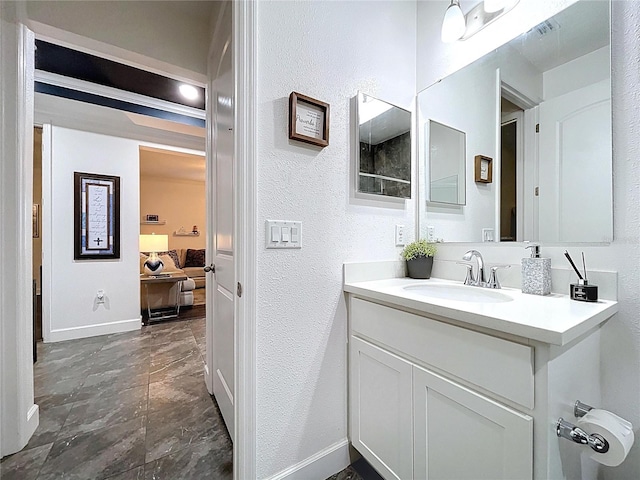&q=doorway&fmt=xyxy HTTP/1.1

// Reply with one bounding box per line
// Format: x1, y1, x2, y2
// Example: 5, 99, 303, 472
500, 97, 525, 242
